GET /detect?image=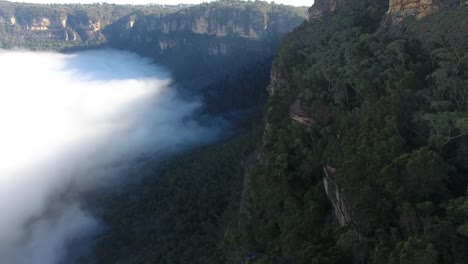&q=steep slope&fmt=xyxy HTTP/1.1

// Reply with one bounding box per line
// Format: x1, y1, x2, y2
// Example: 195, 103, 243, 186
89, 132, 259, 264
0, 2, 180, 49
242, 0, 468, 263
104, 1, 307, 112
0, 1, 307, 113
